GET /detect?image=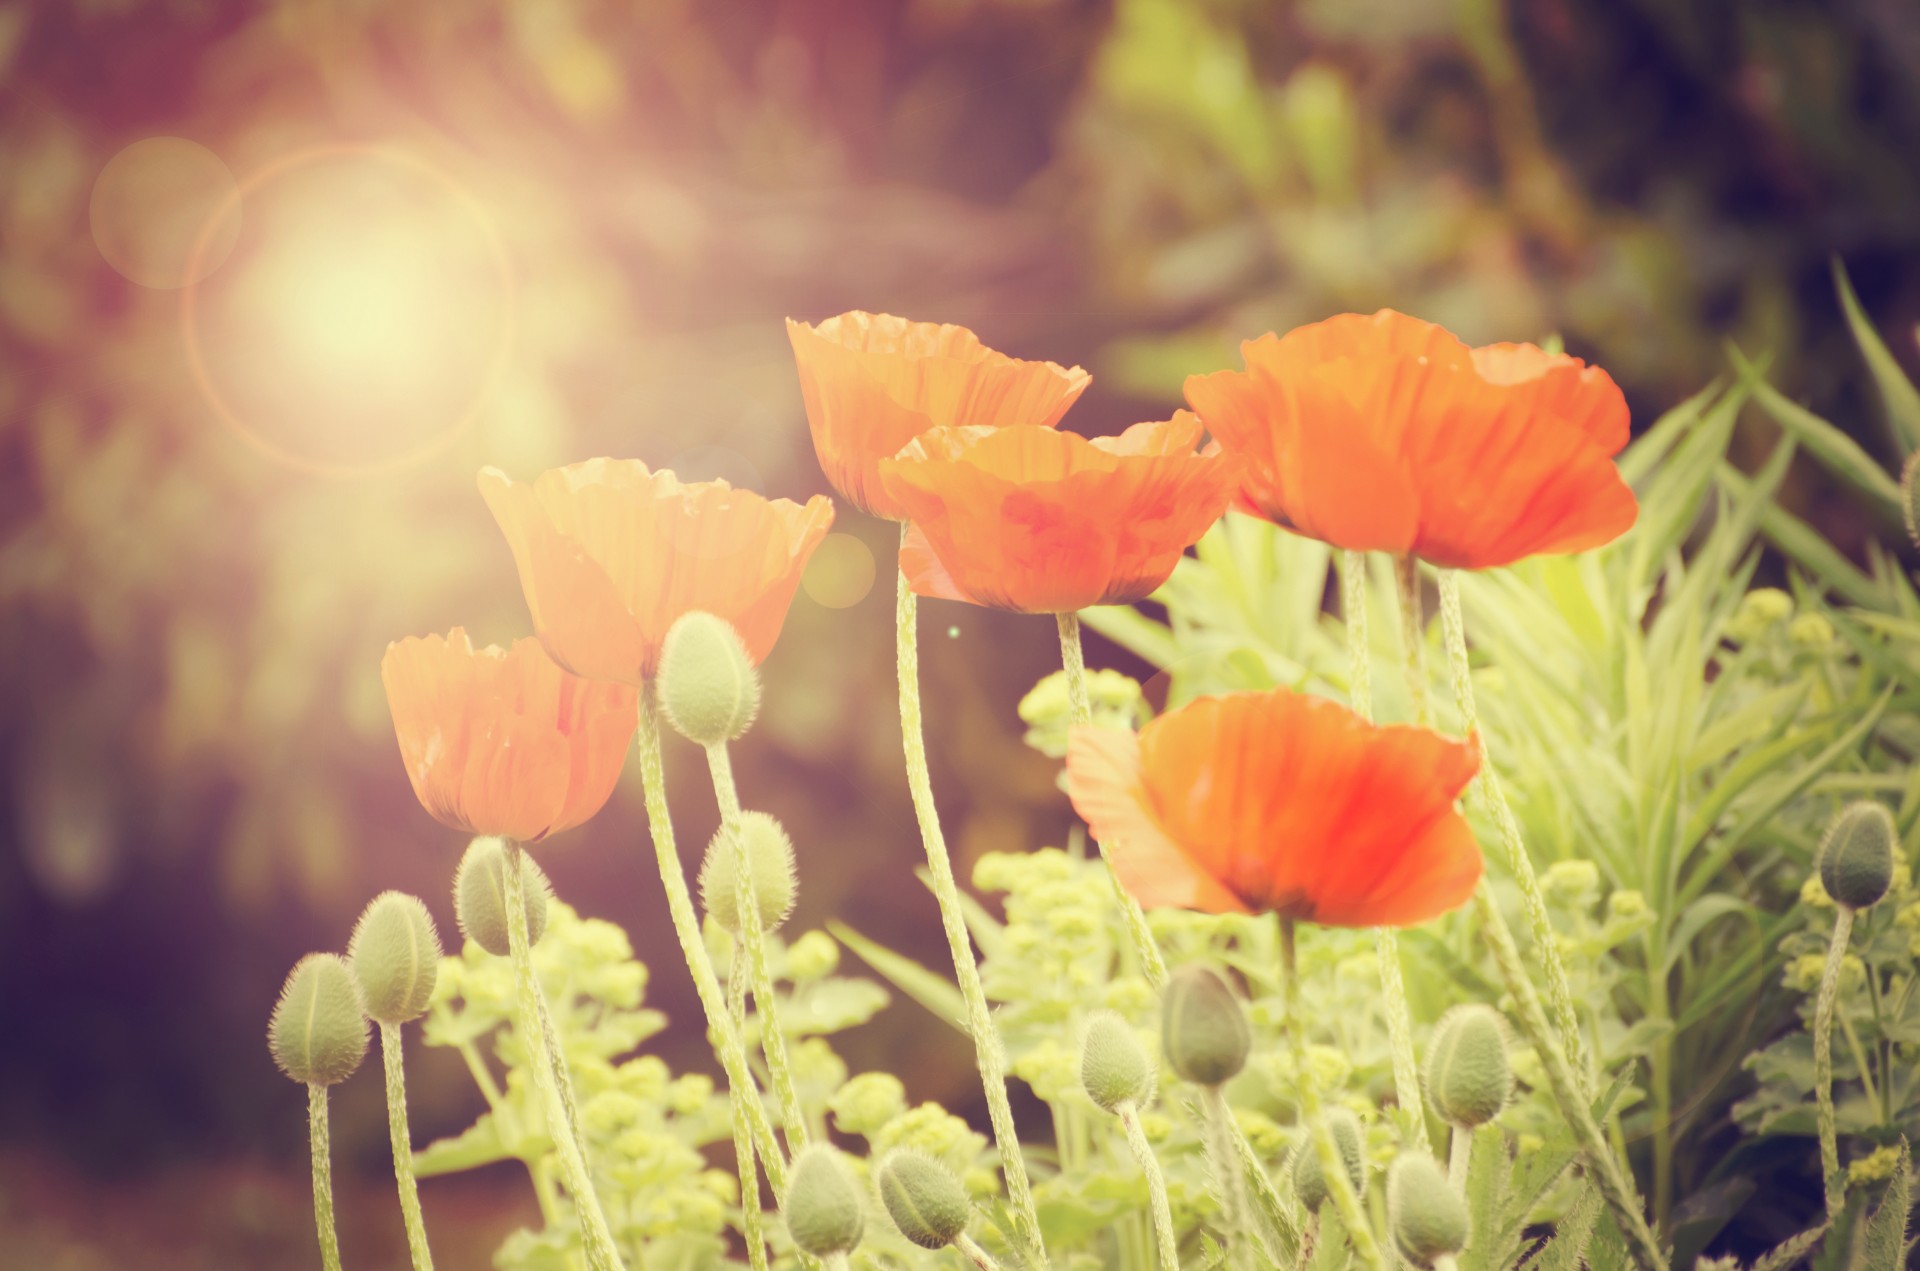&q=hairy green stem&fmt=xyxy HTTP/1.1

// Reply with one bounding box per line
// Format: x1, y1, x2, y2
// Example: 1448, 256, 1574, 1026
379, 1023, 435, 1271
308, 1083, 344, 1271
505, 842, 626, 1271
1814, 905, 1856, 1217
957, 1233, 1004, 1270
1436, 571, 1587, 1086
1393, 555, 1431, 727
1118, 1104, 1180, 1270
896, 549, 1047, 1269
705, 740, 809, 1154
1281, 919, 1386, 1271
1203, 1084, 1255, 1268
634, 699, 787, 1191
727, 947, 771, 1271
1448, 1126, 1470, 1184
